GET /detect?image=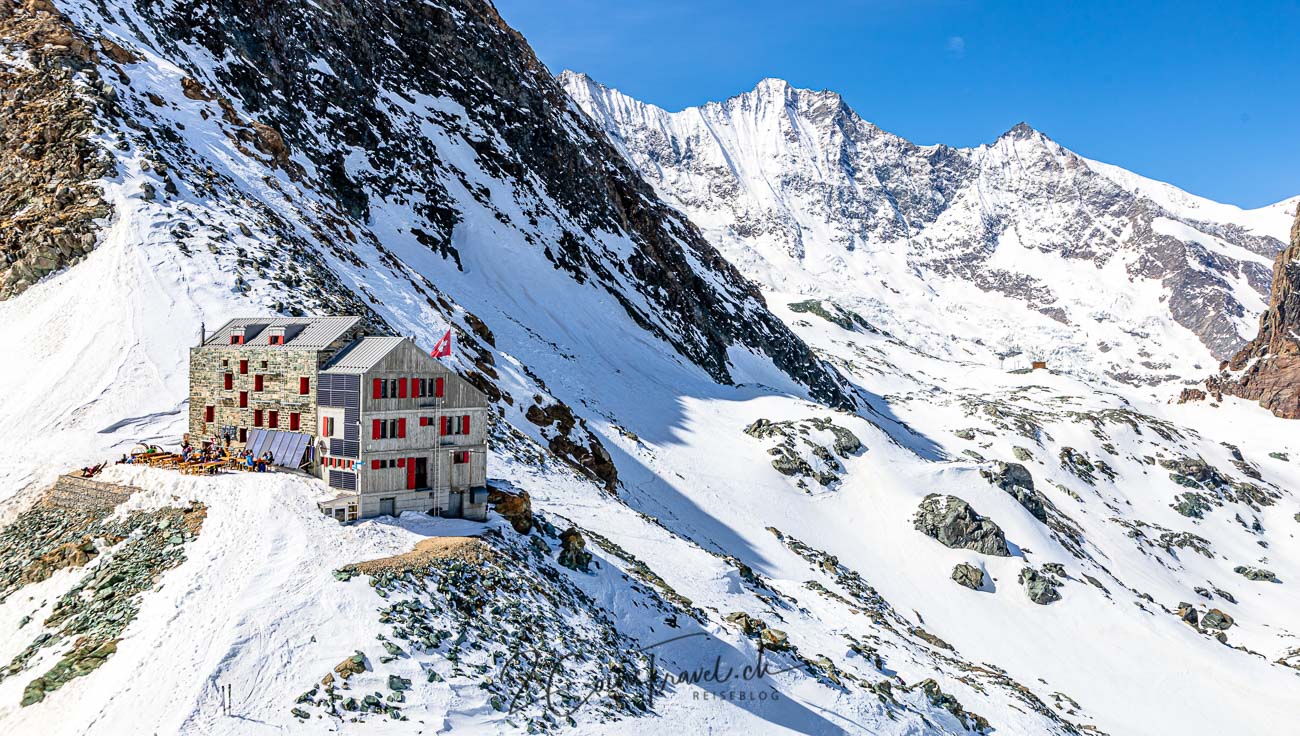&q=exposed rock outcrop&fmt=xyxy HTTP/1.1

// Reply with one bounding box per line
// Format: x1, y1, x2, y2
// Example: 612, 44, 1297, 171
980, 461, 1048, 522
0, 0, 115, 299
486, 485, 533, 535
556, 527, 592, 572
951, 562, 985, 590
914, 494, 1011, 556
1234, 565, 1278, 582
1018, 566, 1062, 605
1208, 207, 1300, 418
